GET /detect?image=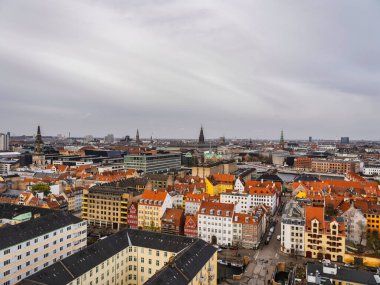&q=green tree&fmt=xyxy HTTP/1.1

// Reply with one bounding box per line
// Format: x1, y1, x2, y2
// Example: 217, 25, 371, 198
31, 183, 51, 195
